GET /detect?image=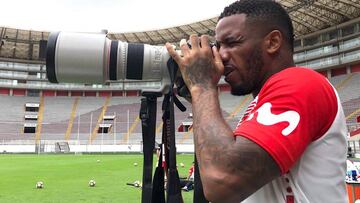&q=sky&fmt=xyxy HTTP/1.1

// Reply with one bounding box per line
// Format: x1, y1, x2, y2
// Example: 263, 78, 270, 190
0, 0, 236, 33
